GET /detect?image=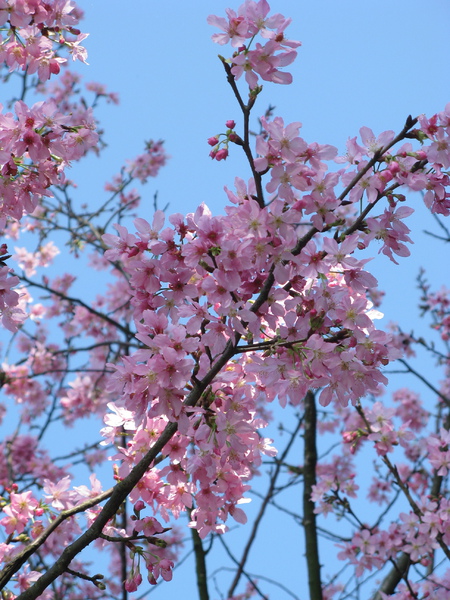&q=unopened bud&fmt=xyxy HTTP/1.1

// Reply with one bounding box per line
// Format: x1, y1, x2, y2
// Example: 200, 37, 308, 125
388, 161, 400, 175
215, 148, 229, 161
